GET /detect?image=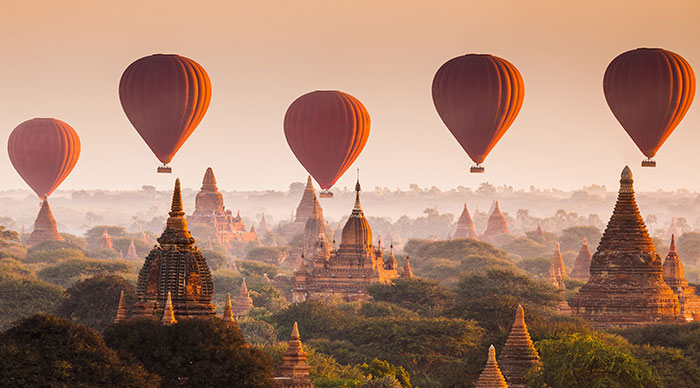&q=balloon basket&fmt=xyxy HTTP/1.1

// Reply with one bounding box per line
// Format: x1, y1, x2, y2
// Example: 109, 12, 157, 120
320, 191, 334, 198
641, 159, 656, 167
157, 165, 172, 173
470, 165, 485, 173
